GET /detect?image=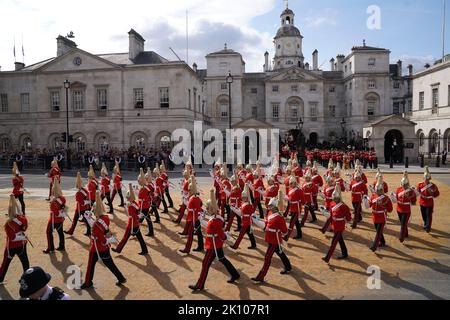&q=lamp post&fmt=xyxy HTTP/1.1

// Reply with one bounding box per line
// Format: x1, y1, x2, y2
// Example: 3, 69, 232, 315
437, 129, 441, 167
226, 72, 233, 170
63, 80, 71, 170
296, 117, 304, 163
